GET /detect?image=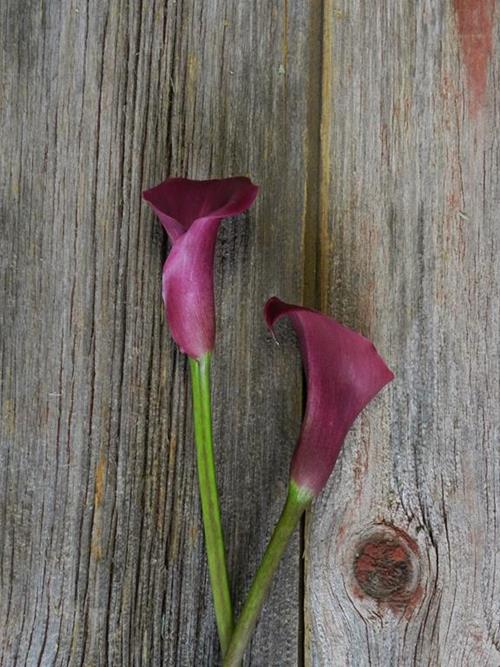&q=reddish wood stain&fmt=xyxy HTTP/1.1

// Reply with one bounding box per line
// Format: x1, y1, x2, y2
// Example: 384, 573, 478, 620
354, 537, 412, 600
453, 0, 495, 114
350, 526, 423, 617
